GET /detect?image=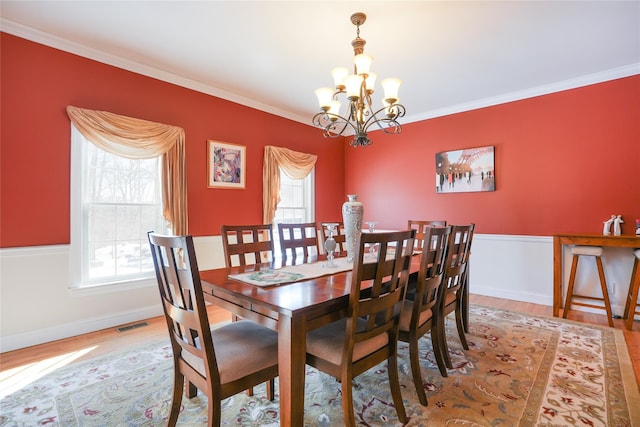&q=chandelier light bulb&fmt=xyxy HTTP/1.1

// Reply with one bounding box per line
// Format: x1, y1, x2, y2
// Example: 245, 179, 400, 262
315, 87, 334, 111
331, 67, 349, 89
365, 72, 377, 93
345, 75, 363, 100
328, 100, 342, 121
353, 54, 373, 76
381, 78, 402, 104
